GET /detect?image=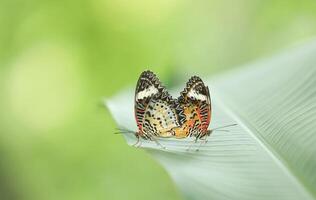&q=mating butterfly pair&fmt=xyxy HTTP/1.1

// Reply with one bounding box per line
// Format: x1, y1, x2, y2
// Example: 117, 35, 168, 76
133, 70, 213, 147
